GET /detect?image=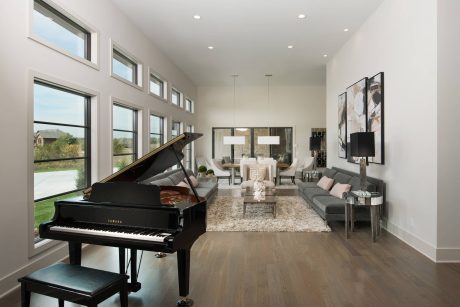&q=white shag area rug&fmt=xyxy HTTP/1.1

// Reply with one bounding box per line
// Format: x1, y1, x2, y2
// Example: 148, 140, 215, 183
207, 196, 331, 232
